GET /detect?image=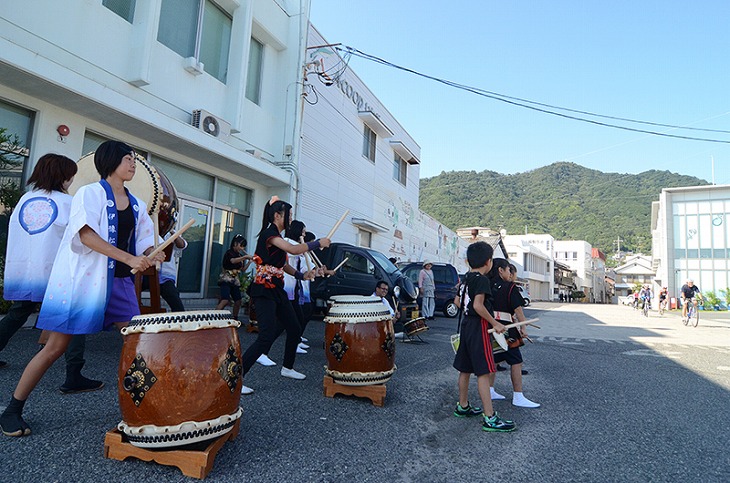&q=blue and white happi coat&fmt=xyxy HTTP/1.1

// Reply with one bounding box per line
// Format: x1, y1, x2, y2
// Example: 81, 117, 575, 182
36, 182, 155, 335
3, 189, 73, 302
